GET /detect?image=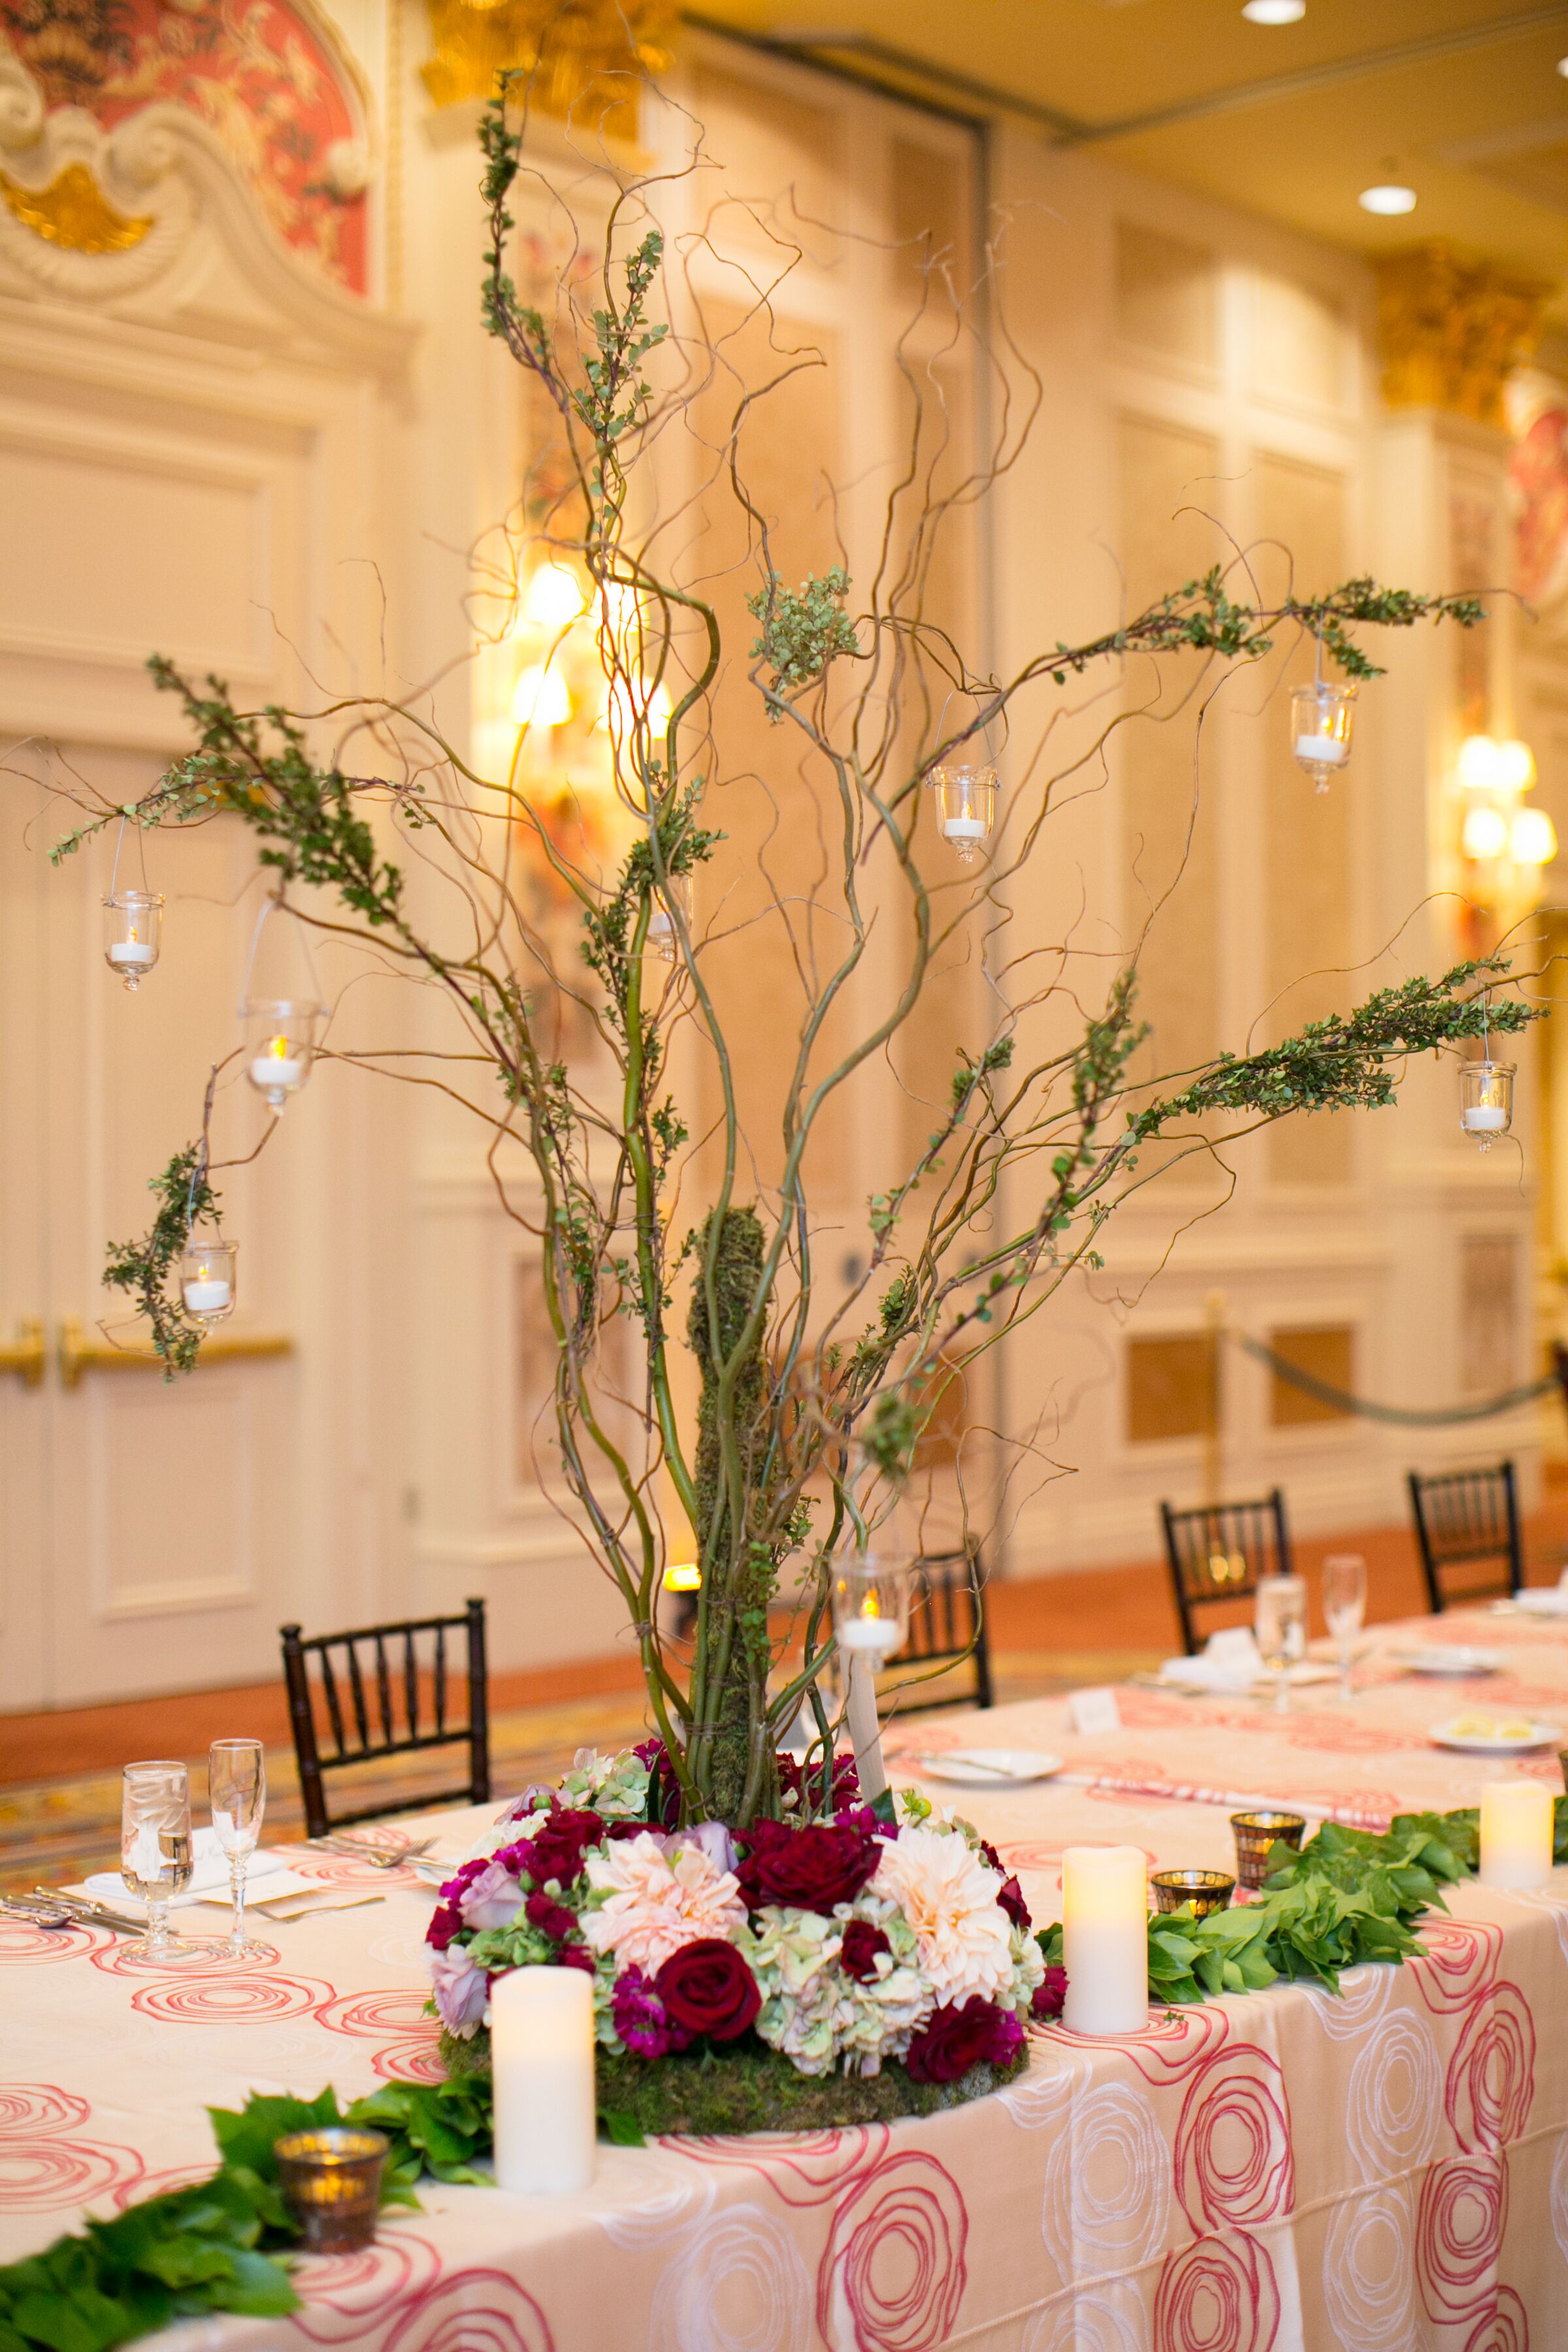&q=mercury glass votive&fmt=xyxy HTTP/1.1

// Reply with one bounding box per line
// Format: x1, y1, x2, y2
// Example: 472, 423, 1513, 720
1151, 1868, 1235, 1918
274, 2127, 389, 2252
1230, 1811, 1306, 1890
